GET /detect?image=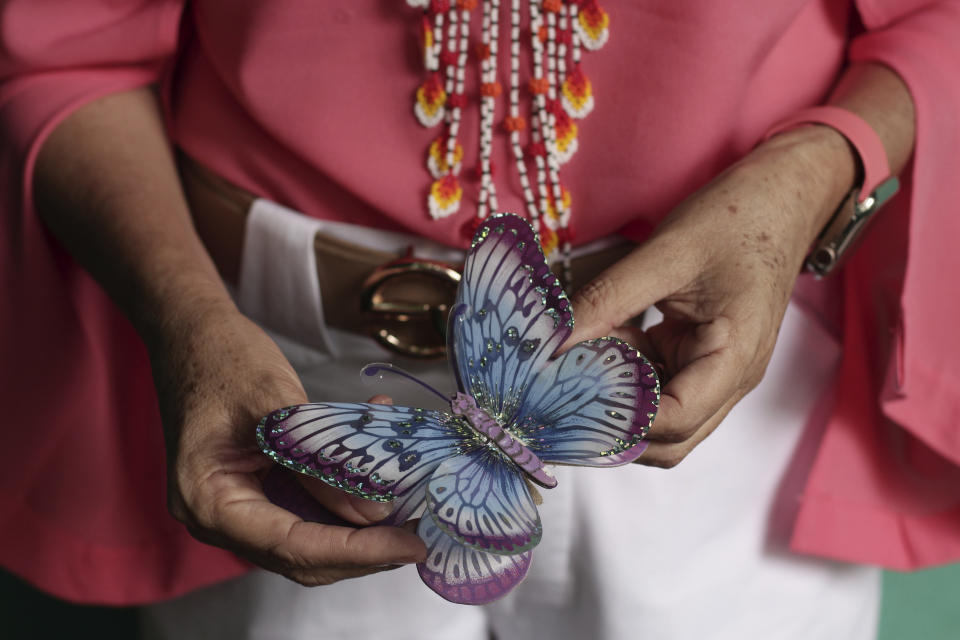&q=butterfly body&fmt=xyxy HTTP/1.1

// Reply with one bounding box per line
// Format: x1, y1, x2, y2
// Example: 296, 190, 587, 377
258, 213, 659, 604
450, 391, 557, 488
